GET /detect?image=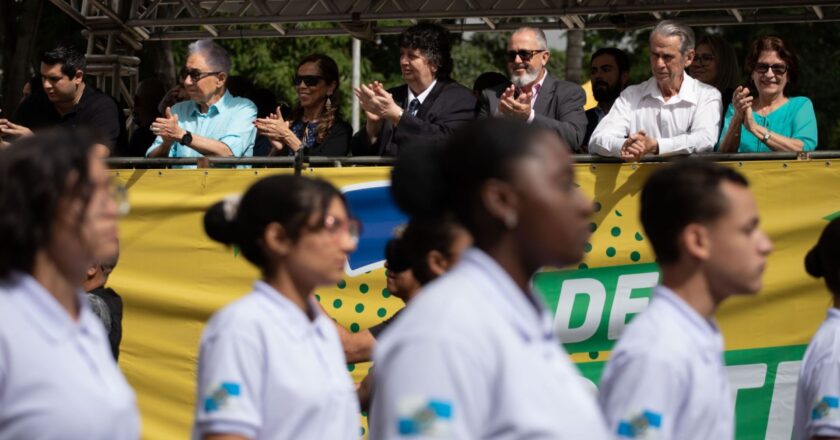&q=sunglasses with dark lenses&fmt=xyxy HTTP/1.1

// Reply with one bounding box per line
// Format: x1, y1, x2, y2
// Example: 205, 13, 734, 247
506, 49, 546, 62
293, 75, 325, 87
179, 68, 221, 82
754, 63, 788, 75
